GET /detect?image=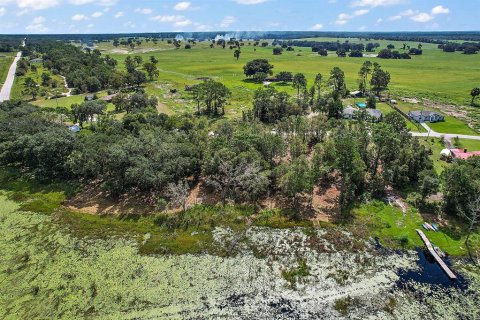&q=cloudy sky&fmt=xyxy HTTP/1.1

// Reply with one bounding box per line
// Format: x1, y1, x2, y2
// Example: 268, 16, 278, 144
0, 0, 475, 34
